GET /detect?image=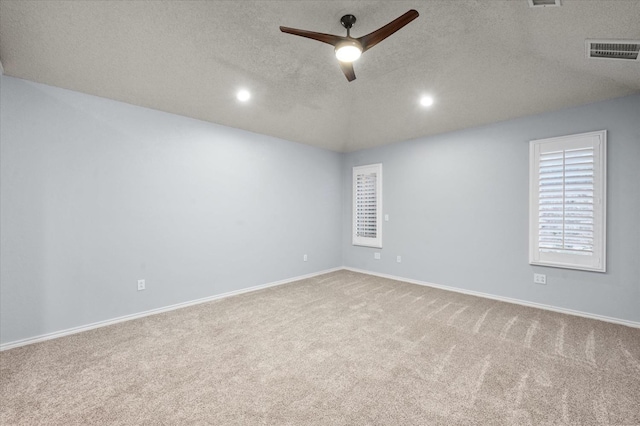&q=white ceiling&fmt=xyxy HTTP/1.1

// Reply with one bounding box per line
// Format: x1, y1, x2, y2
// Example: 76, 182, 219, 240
1, 1, 639, 152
